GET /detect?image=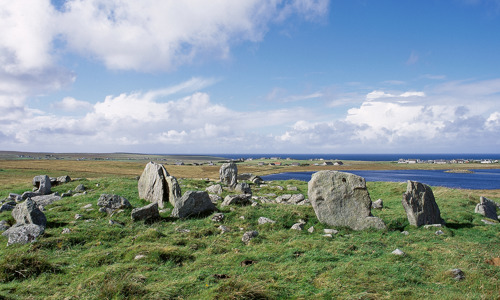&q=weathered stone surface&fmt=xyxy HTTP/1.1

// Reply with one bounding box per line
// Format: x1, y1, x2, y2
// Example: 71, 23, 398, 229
56, 175, 71, 184
32, 175, 51, 195
138, 162, 181, 208
237, 173, 253, 181
392, 249, 405, 256
234, 182, 252, 194
0, 203, 15, 213
258, 217, 276, 225
241, 230, 258, 244
372, 199, 383, 209
291, 222, 305, 230
131, 202, 159, 222
474, 196, 498, 220
74, 184, 86, 193
250, 175, 263, 184
448, 269, 465, 281
0, 220, 10, 231
8, 193, 22, 202
22, 191, 41, 200
402, 181, 444, 227
97, 194, 131, 214
208, 194, 222, 203
2, 224, 44, 245
308, 171, 386, 230
211, 213, 225, 222
31, 193, 62, 208
12, 198, 47, 229
221, 194, 252, 207
206, 184, 223, 195
219, 162, 237, 187
171, 191, 216, 219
